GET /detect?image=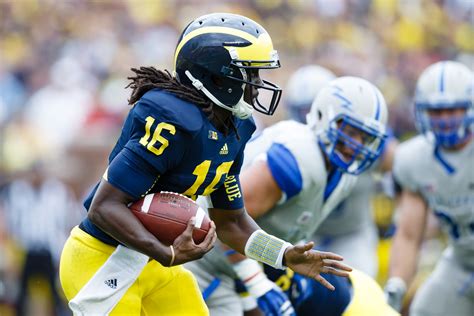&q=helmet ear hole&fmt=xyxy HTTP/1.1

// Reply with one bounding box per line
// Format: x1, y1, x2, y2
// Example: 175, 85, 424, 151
318, 110, 322, 120
211, 75, 225, 87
